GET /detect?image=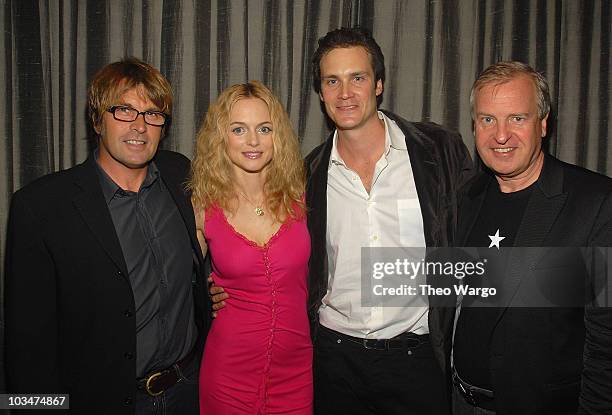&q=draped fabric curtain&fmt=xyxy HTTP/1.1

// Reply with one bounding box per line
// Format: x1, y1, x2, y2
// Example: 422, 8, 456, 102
0, 0, 609, 390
